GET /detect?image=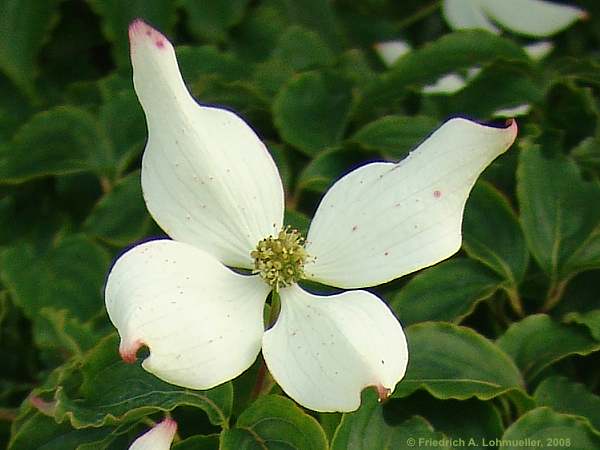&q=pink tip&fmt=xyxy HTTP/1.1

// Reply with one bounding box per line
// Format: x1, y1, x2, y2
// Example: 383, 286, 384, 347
160, 418, 178, 433
30, 396, 56, 415
375, 384, 391, 402
128, 18, 170, 50
119, 338, 144, 364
